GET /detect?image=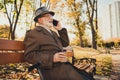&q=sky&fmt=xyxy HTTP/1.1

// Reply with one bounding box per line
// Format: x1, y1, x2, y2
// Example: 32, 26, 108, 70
98, 0, 118, 5
0, 11, 9, 25
98, 0, 119, 16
